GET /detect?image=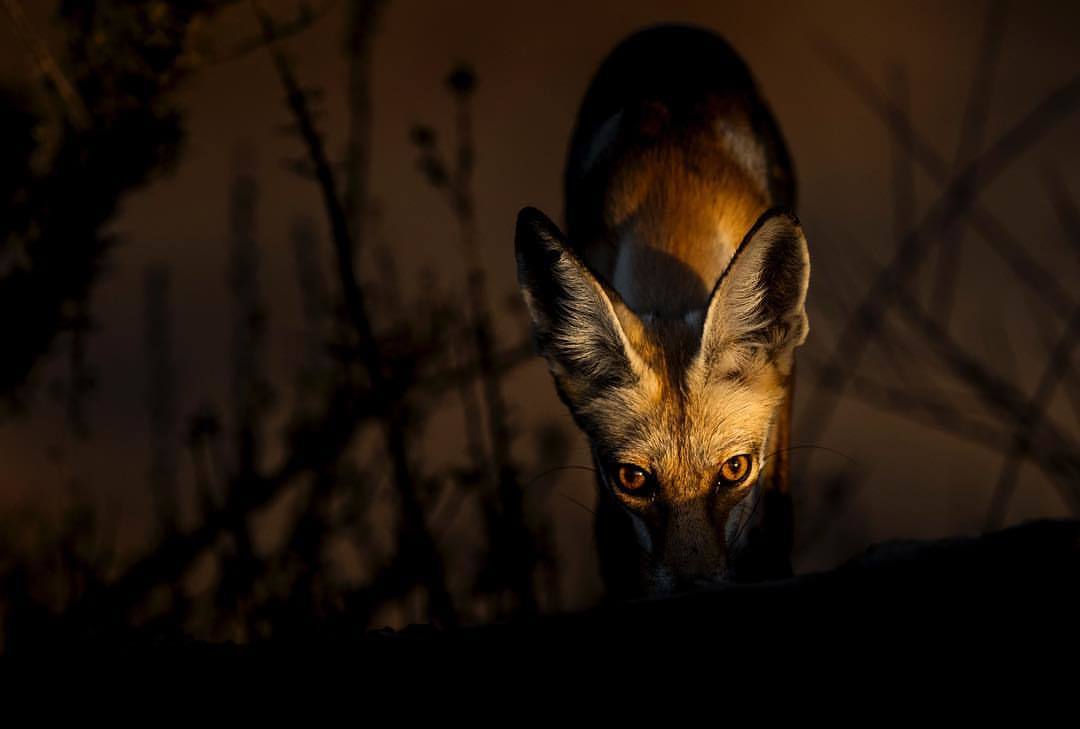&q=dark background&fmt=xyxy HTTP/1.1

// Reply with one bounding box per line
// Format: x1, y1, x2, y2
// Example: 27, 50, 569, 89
1, 0, 1078, 640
